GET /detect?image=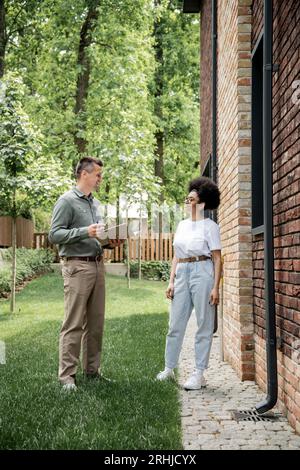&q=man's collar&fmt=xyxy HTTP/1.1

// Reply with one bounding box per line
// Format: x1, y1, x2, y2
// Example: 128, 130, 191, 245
73, 186, 93, 200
